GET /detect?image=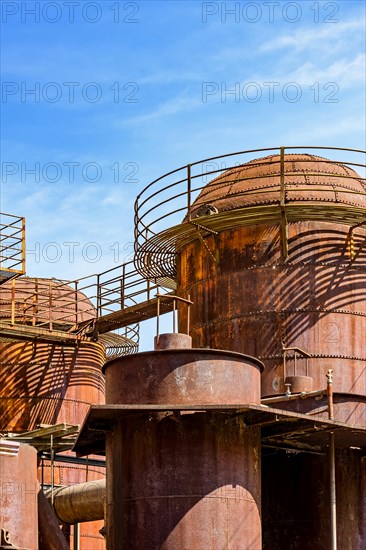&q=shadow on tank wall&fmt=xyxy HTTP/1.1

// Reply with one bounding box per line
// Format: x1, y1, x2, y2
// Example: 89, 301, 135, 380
178, 222, 366, 397
0, 341, 105, 431
262, 448, 366, 550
